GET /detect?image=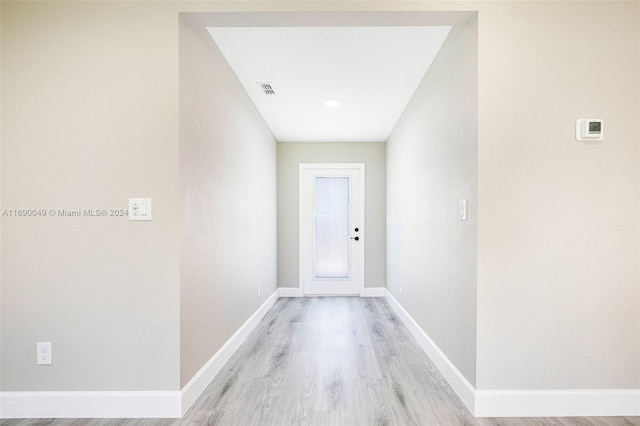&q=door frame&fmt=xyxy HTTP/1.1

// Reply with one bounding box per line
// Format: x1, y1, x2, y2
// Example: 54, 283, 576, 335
299, 163, 366, 296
